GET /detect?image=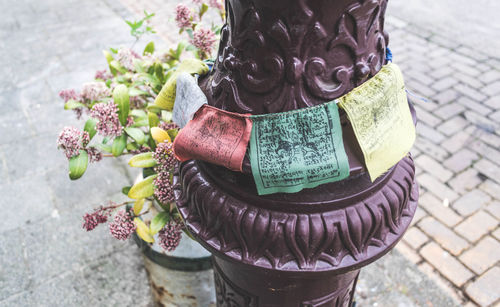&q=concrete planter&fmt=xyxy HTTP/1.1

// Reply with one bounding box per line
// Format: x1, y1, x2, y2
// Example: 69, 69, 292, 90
135, 233, 215, 306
